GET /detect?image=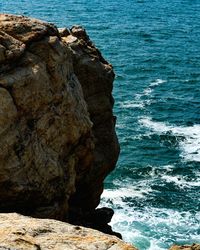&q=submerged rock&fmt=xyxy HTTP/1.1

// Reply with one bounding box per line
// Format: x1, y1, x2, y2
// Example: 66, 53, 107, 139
0, 13, 119, 224
0, 213, 137, 250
